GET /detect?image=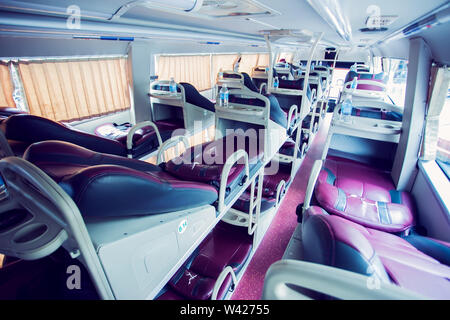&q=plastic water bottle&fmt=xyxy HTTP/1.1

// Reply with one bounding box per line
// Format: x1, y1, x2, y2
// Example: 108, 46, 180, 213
350, 63, 357, 73
219, 68, 224, 80
169, 77, 177, 96
341, 95, 353, 123
273, 76, 279, 89
351, 77, 358, 92
219, 84, 229, 107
